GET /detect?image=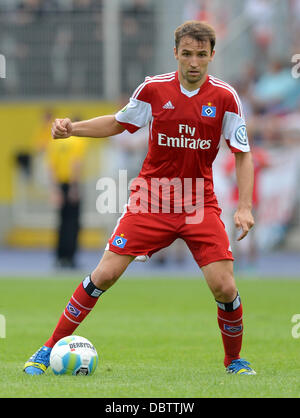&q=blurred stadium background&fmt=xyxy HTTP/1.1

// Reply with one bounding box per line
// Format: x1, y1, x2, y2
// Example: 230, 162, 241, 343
1, 0, 300, 277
